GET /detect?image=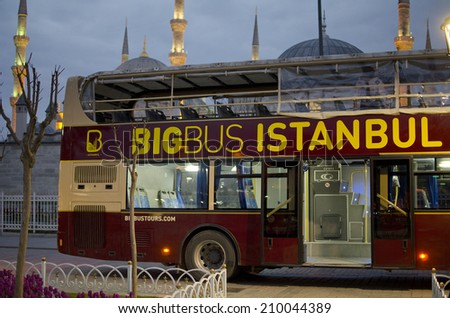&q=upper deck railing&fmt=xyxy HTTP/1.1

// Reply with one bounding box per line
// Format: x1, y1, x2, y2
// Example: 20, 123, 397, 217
65, 50, 449, 126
